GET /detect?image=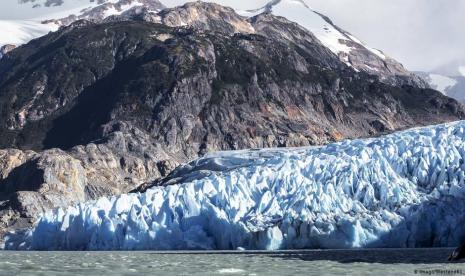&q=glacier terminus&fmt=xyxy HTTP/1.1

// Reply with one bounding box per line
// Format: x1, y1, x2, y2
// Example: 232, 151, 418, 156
5, 121, 465, 250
